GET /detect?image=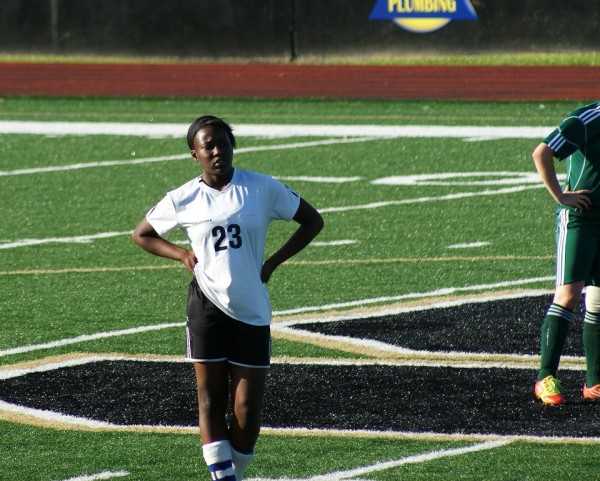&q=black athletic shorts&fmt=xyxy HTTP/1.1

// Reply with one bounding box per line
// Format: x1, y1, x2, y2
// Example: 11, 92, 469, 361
185, 278, 271, 368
